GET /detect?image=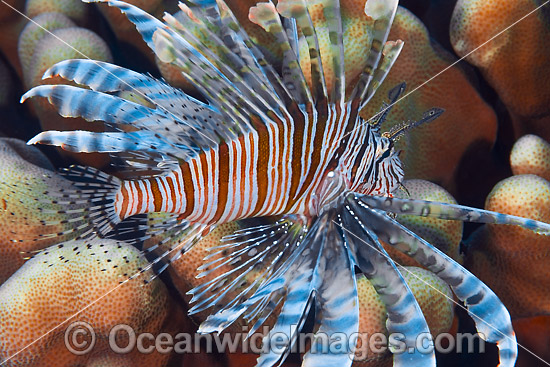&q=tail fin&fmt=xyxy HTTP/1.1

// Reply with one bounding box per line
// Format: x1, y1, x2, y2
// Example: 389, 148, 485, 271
24, 165, 123, 242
